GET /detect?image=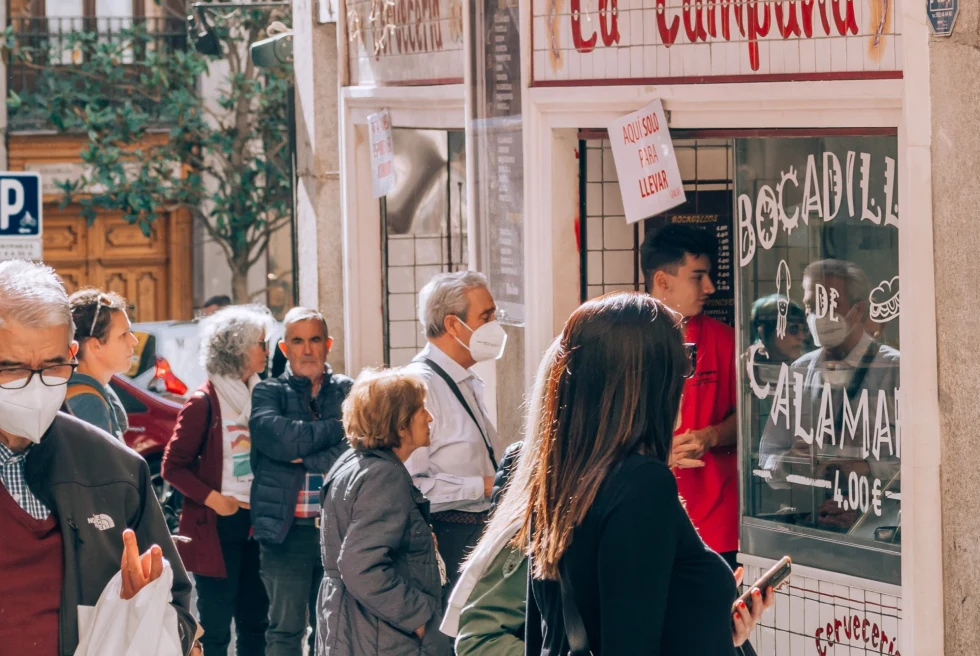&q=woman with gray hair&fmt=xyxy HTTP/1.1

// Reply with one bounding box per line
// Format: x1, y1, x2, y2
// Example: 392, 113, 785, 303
162, 305, 273, 656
